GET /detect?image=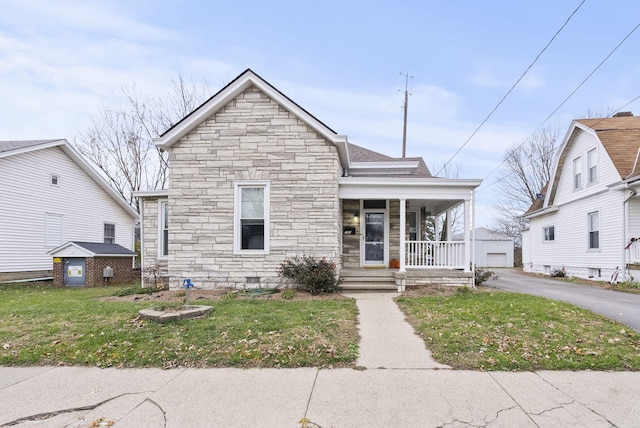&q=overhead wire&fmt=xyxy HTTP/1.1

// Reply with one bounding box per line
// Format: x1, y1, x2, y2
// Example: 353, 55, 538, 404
435, 0, 586, 176
478, 93, 640, 194
478, 20, 640, 194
